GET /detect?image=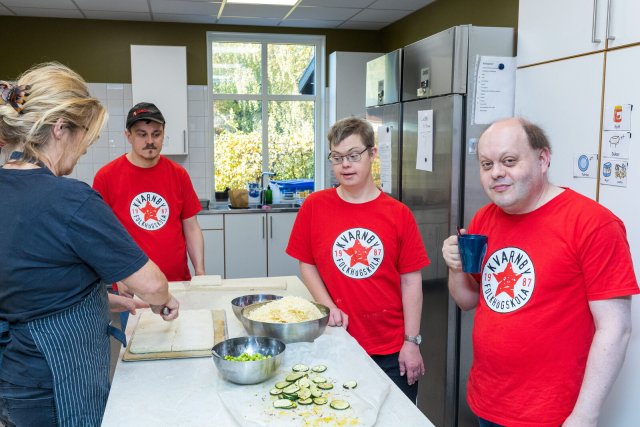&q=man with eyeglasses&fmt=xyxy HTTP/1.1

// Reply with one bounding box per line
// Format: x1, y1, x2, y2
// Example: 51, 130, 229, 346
286, 117, 430, 403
